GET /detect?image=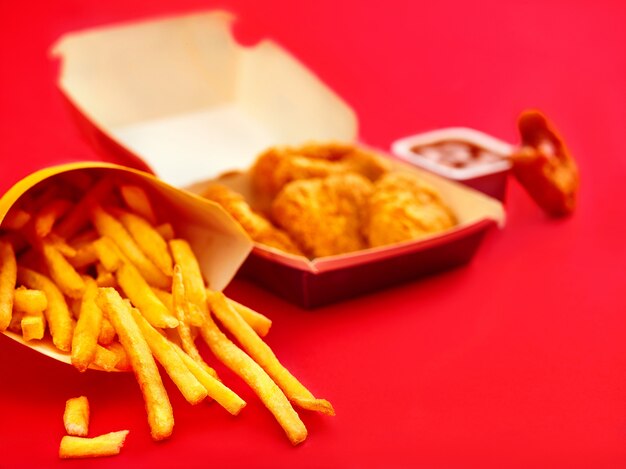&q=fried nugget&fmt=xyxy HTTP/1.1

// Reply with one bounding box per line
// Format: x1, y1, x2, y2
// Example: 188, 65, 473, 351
202, 184, 303, 255
252, 143, 389, 197
364, 172, 457, 247
272, 174, 373, 258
